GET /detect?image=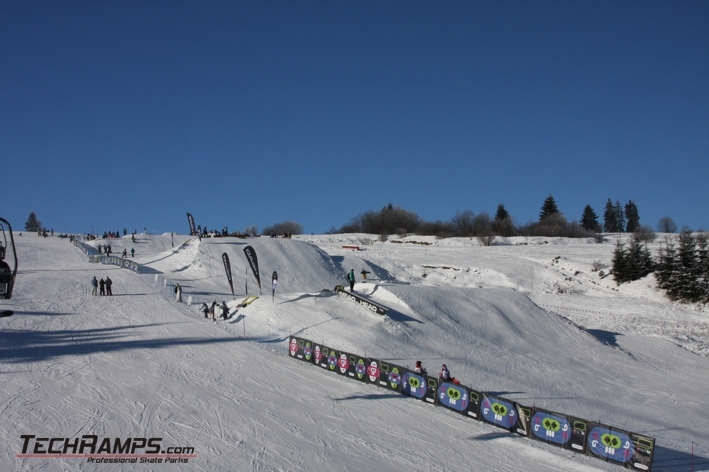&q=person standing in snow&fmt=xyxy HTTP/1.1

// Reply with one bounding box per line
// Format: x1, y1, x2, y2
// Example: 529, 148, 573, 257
201, 303, 209, 318
99, 278, 106, 296
105, 276, 113, 296
91, 276, 98, 296
130, 247, 135, 257
174, 283, 182, 302
347, 269, 356, 292
221, 301, 229, 320
210, 301, 217, 320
